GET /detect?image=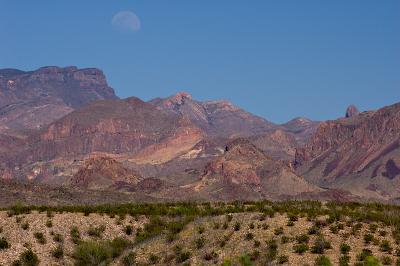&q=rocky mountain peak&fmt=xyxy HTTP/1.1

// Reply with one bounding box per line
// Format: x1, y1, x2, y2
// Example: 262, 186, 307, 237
345, 104, 360, 118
